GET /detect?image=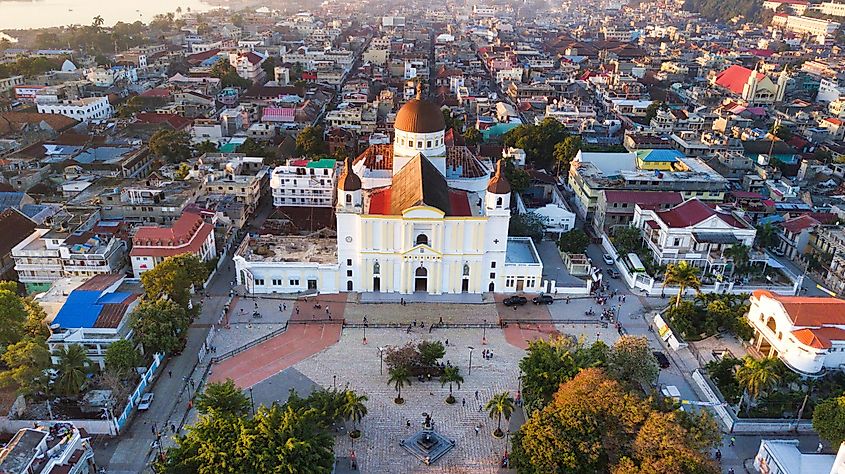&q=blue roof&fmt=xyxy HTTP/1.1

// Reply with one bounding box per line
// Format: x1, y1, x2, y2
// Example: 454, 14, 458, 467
636, 149, 683, 163
52, 290, 132, 329
0, 192, 26, 211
